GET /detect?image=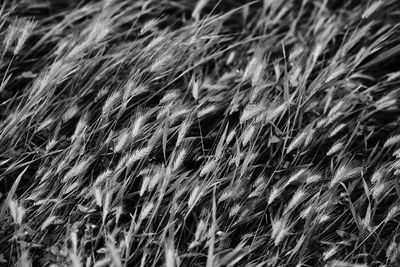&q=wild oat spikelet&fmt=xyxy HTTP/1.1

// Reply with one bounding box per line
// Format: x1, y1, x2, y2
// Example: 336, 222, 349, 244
139, 202, 154, 221
240, 104, 265, 123
371, 168, 384, 184
114, 129, 130, 152
330, 161, 362, 188
362, 0, 383, 19
151, 52, 173, 72
375, 95, 397, 110
40, 215, 57, 231
271, 218, 290, 246
126, 146, 151, 169
384, 134, 400, 148
200, 159, 217, 177
63, 105, 80, 122
14, 19, 36, 55
306, 173, 322, 184
385, 205, 399, 223
323, 246, 338, 261
197, 105, 217, 118
285, 189, 306, 213
372, 182, 385, 200
327, 142, 344, 156
8, 199, 26, 225
268, 185, 282, 205
242, 54, 259, 82
63, 157, 93, 182
188, 185, 202, 210
329, 123, 346, 137
265, 99, 289, 123
140, 18, 159, 35
287, 129, 308, 154
173, 148, 187, 171
242, 124, 256, 146
286, 169, 307, 187
176, 117, 191, 146
300, 205, 313, 219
